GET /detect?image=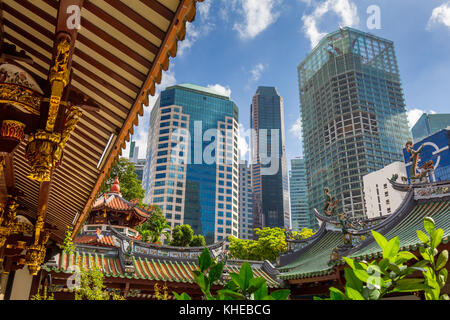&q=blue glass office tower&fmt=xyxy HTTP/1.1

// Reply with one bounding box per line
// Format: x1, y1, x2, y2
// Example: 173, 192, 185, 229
298, 27, 410, 218
250, 86, 290, 231
411, 113, 450, 142
289, 158, 317, 231
142, 84, 240, 244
